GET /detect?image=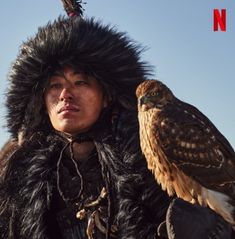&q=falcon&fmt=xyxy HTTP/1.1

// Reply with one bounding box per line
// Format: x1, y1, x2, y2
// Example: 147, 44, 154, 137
136, 79, 235, 226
